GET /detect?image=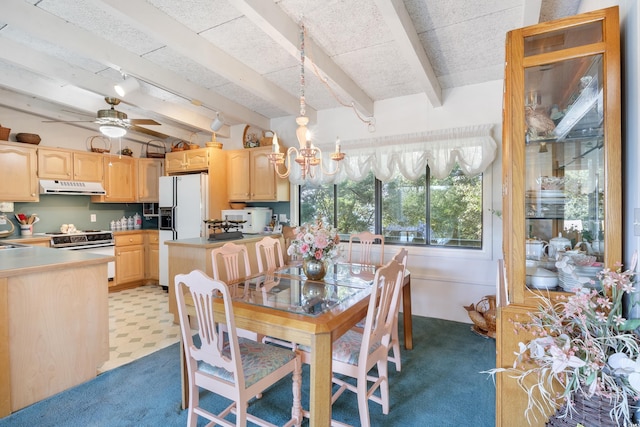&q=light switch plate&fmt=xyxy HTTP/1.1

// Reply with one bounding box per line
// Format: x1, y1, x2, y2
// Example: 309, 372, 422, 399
0, 202, 14, 212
